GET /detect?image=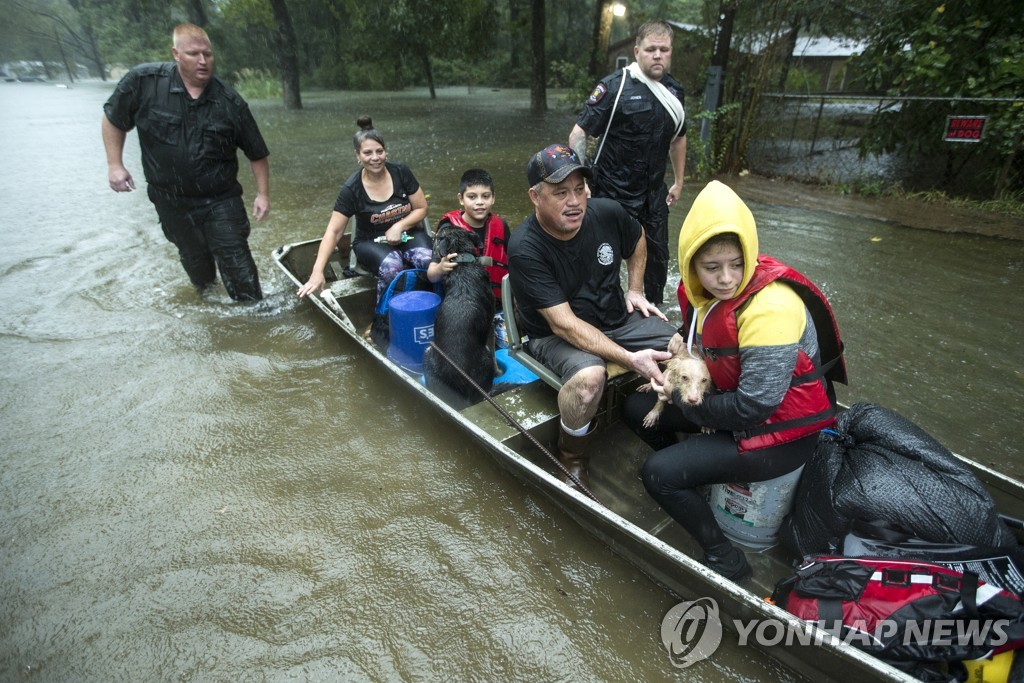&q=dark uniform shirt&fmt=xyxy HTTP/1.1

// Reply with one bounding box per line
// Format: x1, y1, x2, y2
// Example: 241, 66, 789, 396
508, 198, 642, 339
576, 70, 686, 216
103, 62, 269, 202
